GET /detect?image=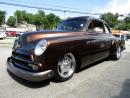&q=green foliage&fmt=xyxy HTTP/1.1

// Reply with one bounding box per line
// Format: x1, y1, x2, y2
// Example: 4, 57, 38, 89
15, 10, 27, 23
124, 15, 130, 30
124, 14, 130, 24
5, 10, 130, 31
25, 13, 34, 24
12, 10, 61, 30
44, 13, 61, 29
100, 12, 130, 30
0, 10, 6, 26
33, 10, 46, 30
115, 22, 126, 30
7, 16, 16, 27
124, 17, 130, 23
116, 15, 130, 30
100, 12, 119, 28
